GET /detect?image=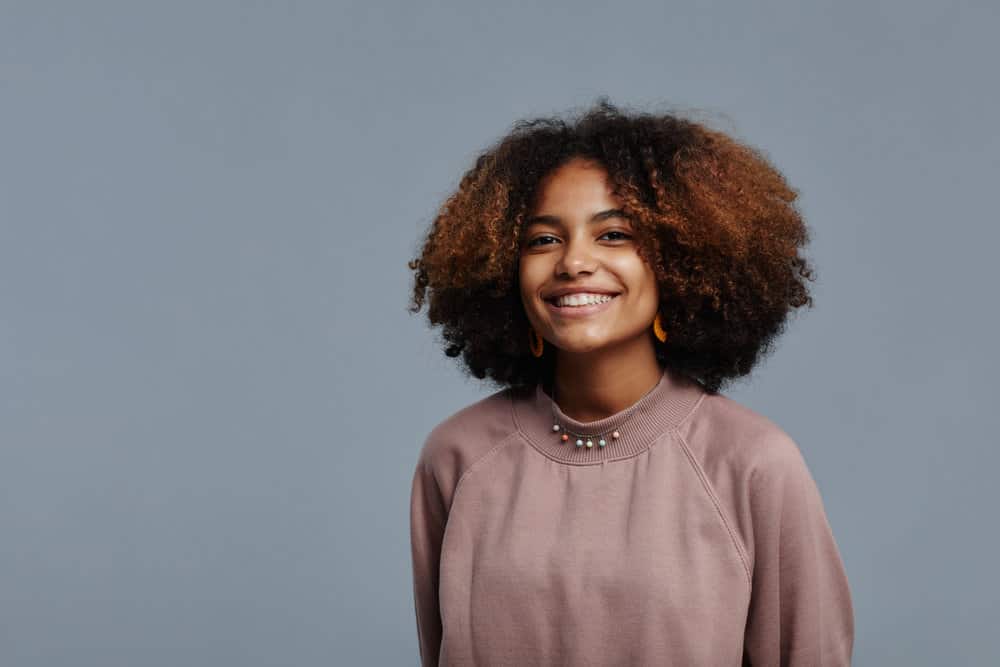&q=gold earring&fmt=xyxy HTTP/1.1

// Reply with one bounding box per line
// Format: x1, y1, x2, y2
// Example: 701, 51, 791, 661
652, 312, 668, 343
529, 326, 544, 357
